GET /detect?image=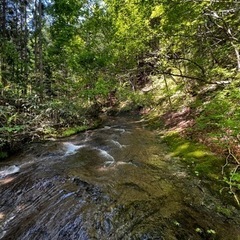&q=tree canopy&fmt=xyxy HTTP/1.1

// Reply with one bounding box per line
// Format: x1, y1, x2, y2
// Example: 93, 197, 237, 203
0, 0, 239, 161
